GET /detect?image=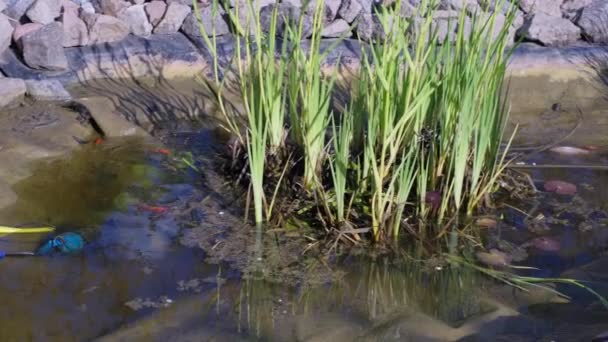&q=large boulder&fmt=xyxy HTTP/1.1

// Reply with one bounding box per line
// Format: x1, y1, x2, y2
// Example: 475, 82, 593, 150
518, 12, 581, 46
118, 4, 153, 36
26, 0, 62, 24
519, 0, 562, 17
62, 3, 89, 47
21, 22, 69, 70
24, 80, 72, 101
0, 78, 26, 108
84, 13, 130, 44
0, 14, 13, 56
561, 0, 593, 20
144, 0, 166, 27
577, 0, 608, 43
154, 2, 191, 34
181, 6, 230, 37
3, 0, 36, 20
